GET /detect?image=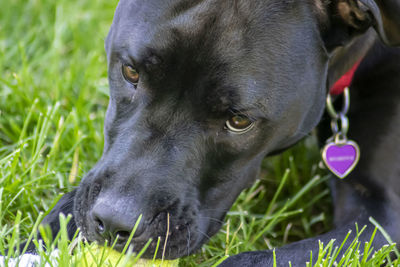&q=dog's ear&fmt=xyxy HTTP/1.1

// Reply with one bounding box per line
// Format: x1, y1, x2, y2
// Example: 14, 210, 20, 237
323, 0, 400, 49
